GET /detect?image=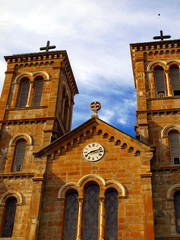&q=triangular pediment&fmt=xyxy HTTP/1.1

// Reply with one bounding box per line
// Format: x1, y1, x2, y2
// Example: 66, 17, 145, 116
34, 117, 153, 158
